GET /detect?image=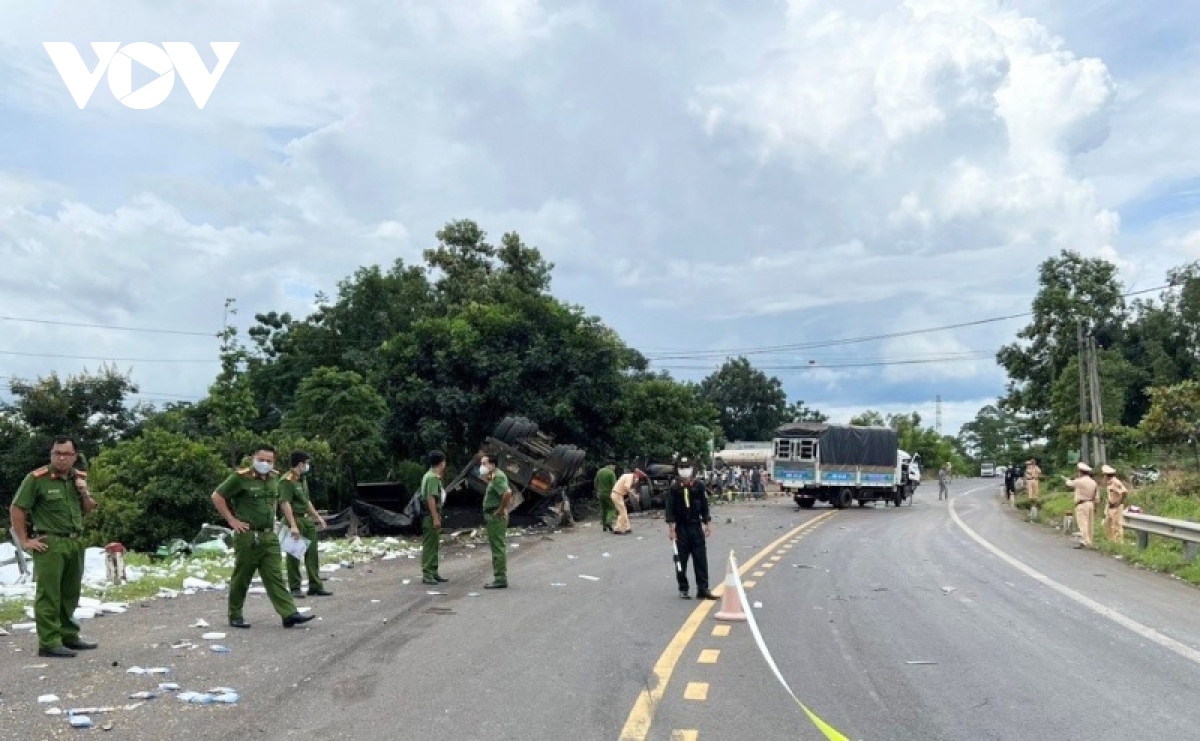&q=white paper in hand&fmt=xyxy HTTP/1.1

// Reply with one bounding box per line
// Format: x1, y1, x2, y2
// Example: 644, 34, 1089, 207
281, 534, 309, 560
